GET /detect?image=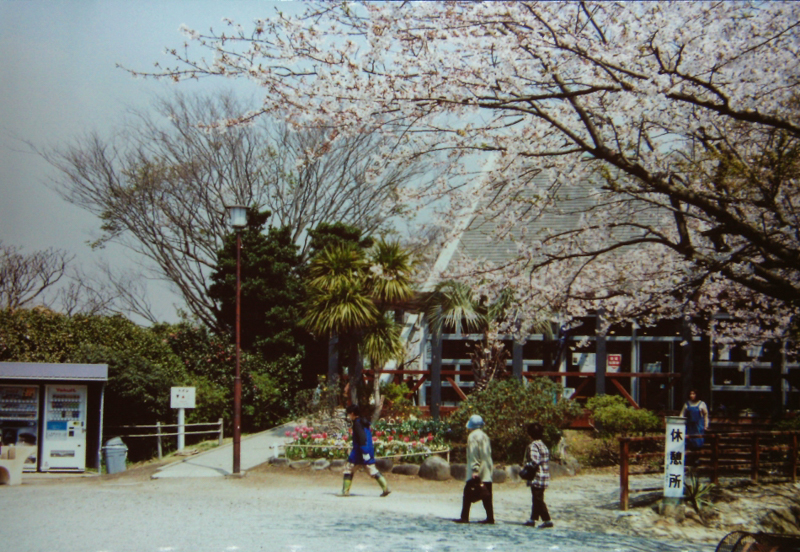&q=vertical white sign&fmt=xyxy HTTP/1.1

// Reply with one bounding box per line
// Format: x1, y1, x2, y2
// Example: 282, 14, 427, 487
170, 387, 196, 409
170, 387, 195, 452
664, 416, 687, 498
